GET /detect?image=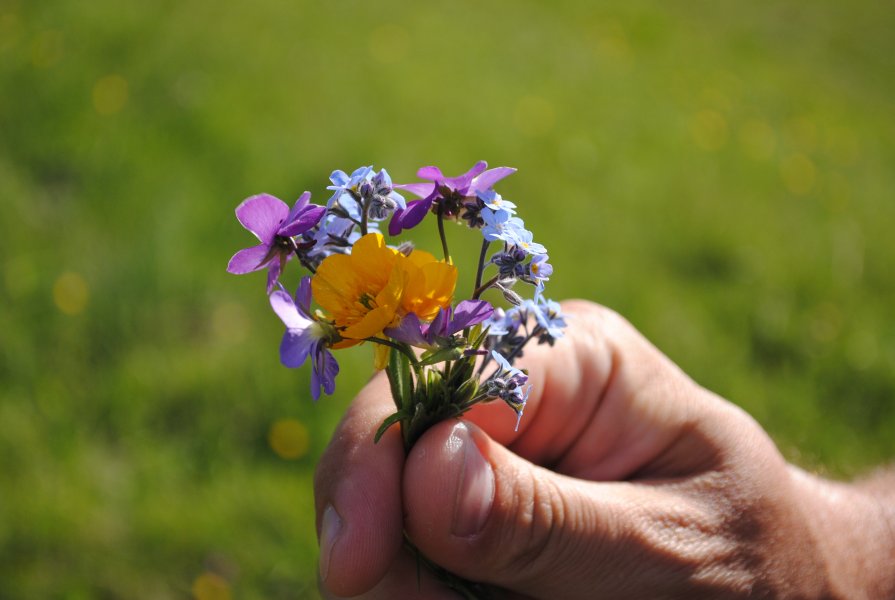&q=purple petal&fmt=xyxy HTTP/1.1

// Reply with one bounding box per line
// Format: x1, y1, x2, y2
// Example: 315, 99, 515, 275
270, 290, 310, 329
448, 300, 494, 335
384, 313, 428, 346
236, 194, 289, 244
417, 166, 444, 181
471, 167, 516, 193
388, 209, 406, 236
278, 203, 325, 237
280, 329, 313, 368
395, 182, 436, 198
227, 244, 270, 274
266, 258, 285, 294
295, 276, 313, 319
427, 307, 449, 339
311, 345, 339, 400
283, 191, 311, 224
444, 161, 487, 190
395, 197, 433, 233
